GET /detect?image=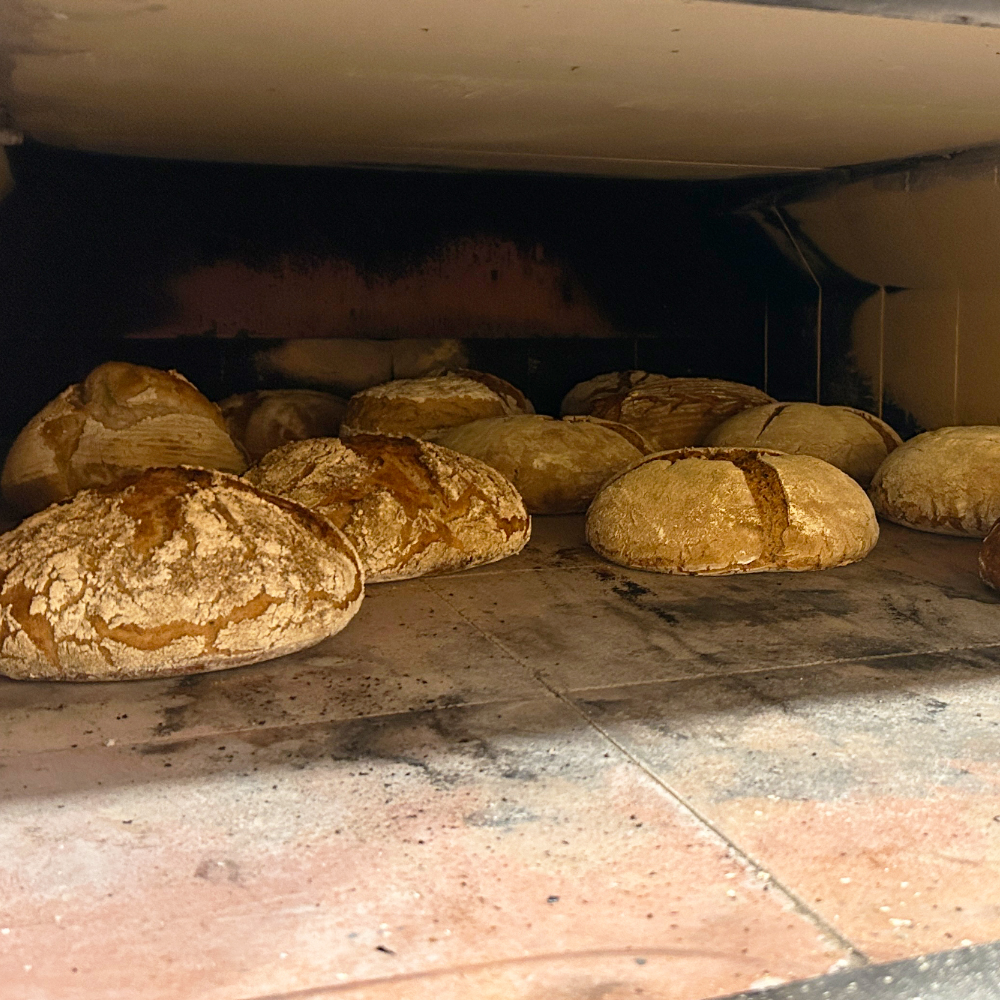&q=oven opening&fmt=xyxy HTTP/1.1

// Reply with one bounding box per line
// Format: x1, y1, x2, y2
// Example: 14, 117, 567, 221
2, 137, 1000, 1000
